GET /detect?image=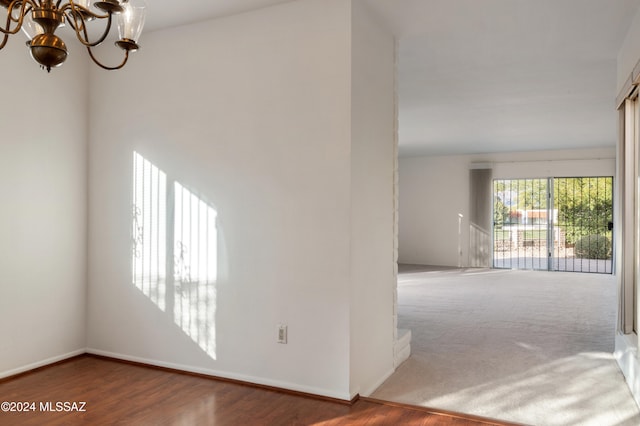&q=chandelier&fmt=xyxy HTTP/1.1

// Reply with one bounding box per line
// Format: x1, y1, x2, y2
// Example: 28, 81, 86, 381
0, 0, 146, 72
